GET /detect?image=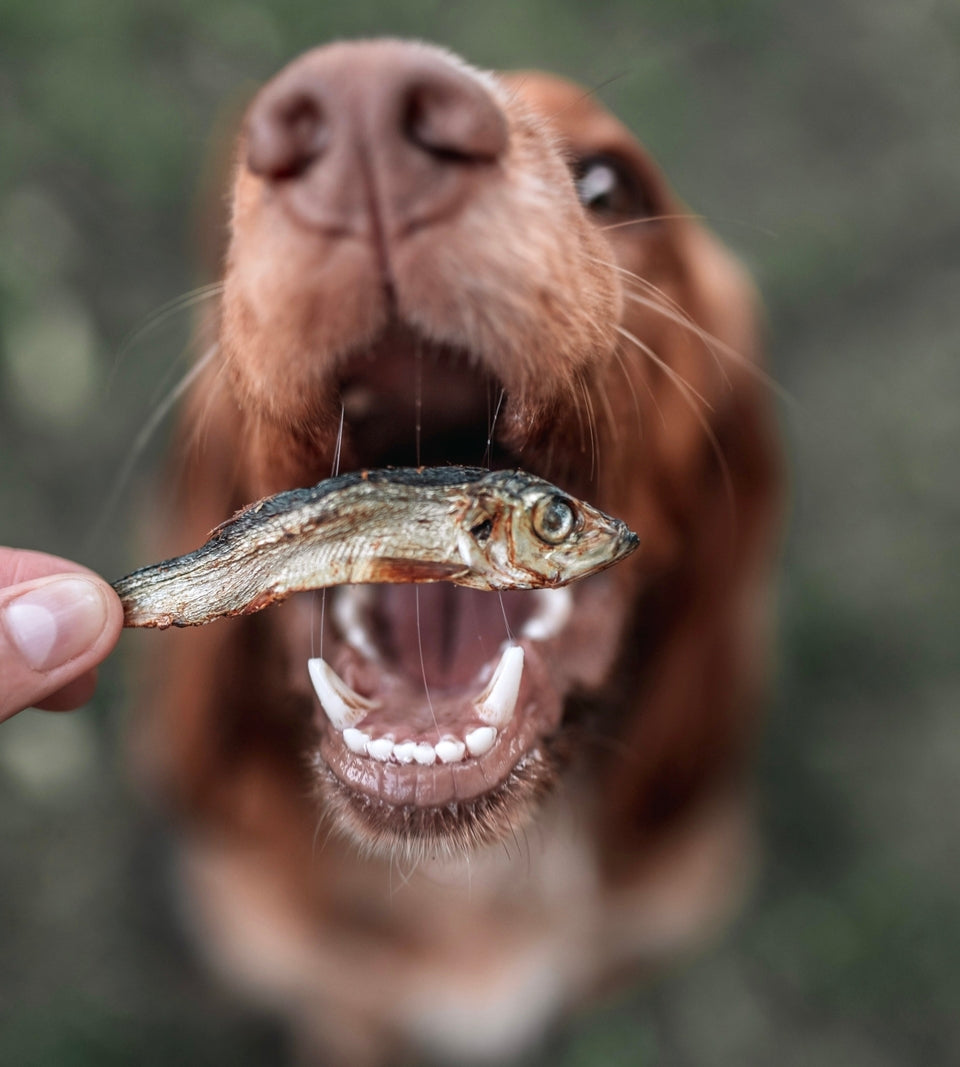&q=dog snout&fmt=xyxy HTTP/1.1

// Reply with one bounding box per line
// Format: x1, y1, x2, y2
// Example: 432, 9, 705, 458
245, 41, 507, 240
